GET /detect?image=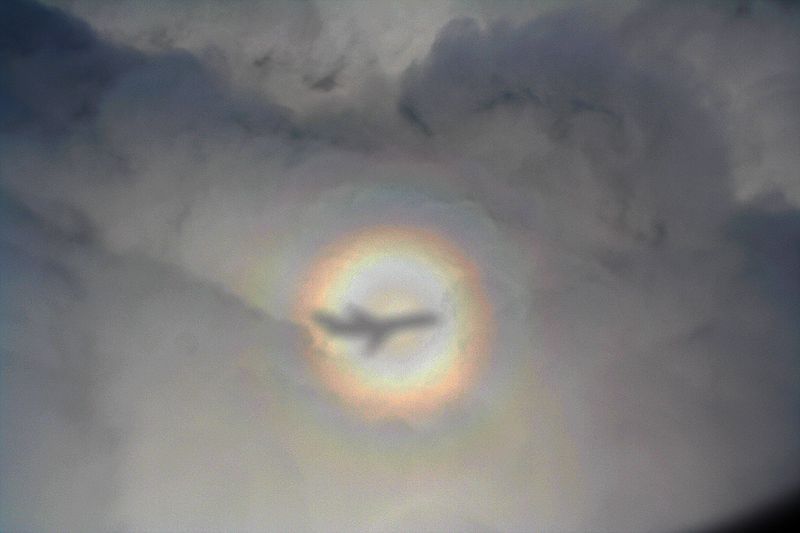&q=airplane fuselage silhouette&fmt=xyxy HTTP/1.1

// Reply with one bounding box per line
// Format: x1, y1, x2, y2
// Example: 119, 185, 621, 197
312, 305, 438, 354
